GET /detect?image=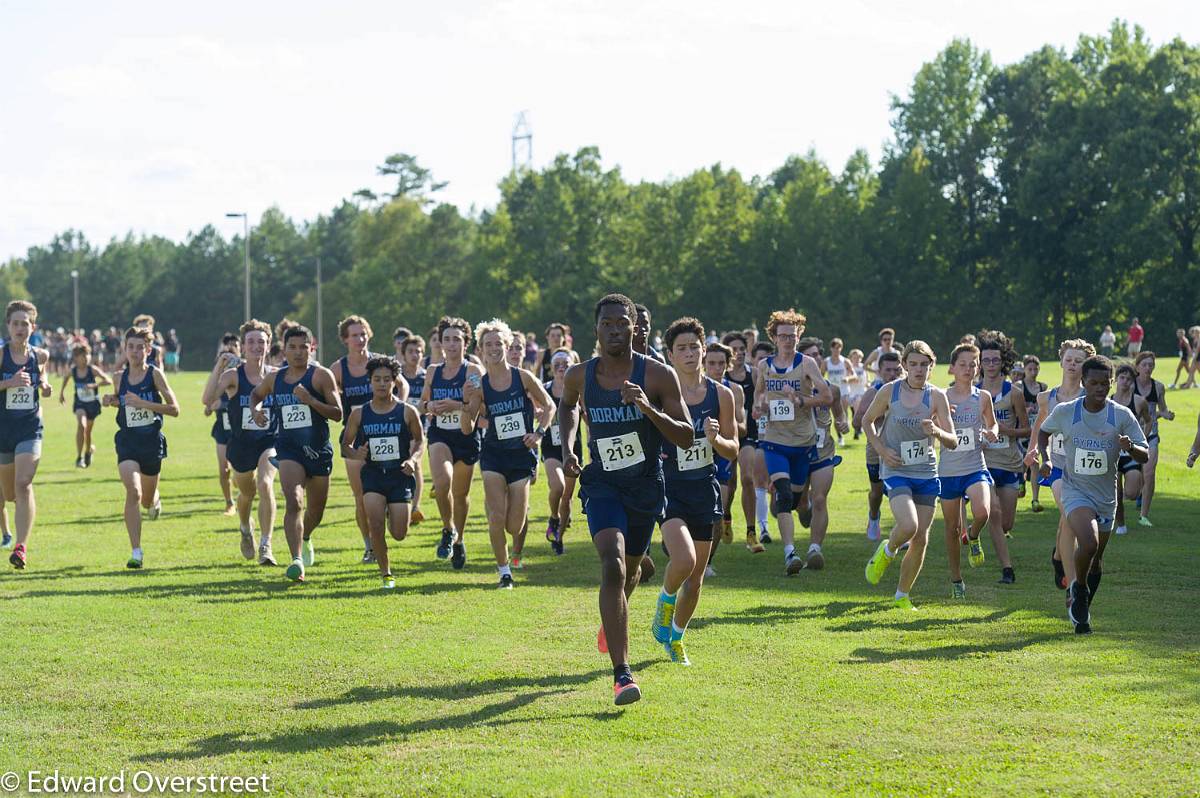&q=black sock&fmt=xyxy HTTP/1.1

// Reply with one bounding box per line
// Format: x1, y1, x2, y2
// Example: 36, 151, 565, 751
1087, 569, 1102, 600
614, 663, 631, 681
